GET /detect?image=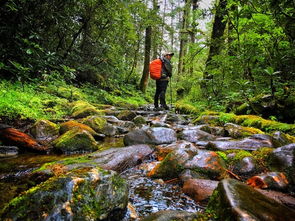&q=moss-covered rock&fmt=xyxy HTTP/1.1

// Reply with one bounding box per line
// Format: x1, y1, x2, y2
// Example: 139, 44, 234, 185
117, 110, 137, 121
52, 129, 98, 153
224, 123, 264, 138
29, 119, 59, 141
82, 116, 107, 133
148, 150, 187, 179
60, 120, 97, 136
175, 102, 201, 115
194, 112, 295, 135
0, 167, 128, 221
132, 116, 146, 125
70, 101, 103, 119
